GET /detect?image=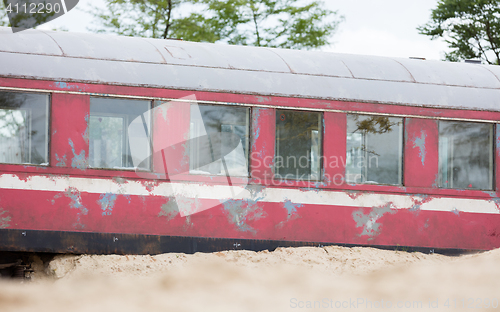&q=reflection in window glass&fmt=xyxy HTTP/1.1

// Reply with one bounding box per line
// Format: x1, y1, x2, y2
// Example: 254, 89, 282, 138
346, 115, 403, 185
275, 110, 322, 180
89, 97, 151, 170
189, 104, 249, 176
439, 121, 493, 190
0, 91, 49, 165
